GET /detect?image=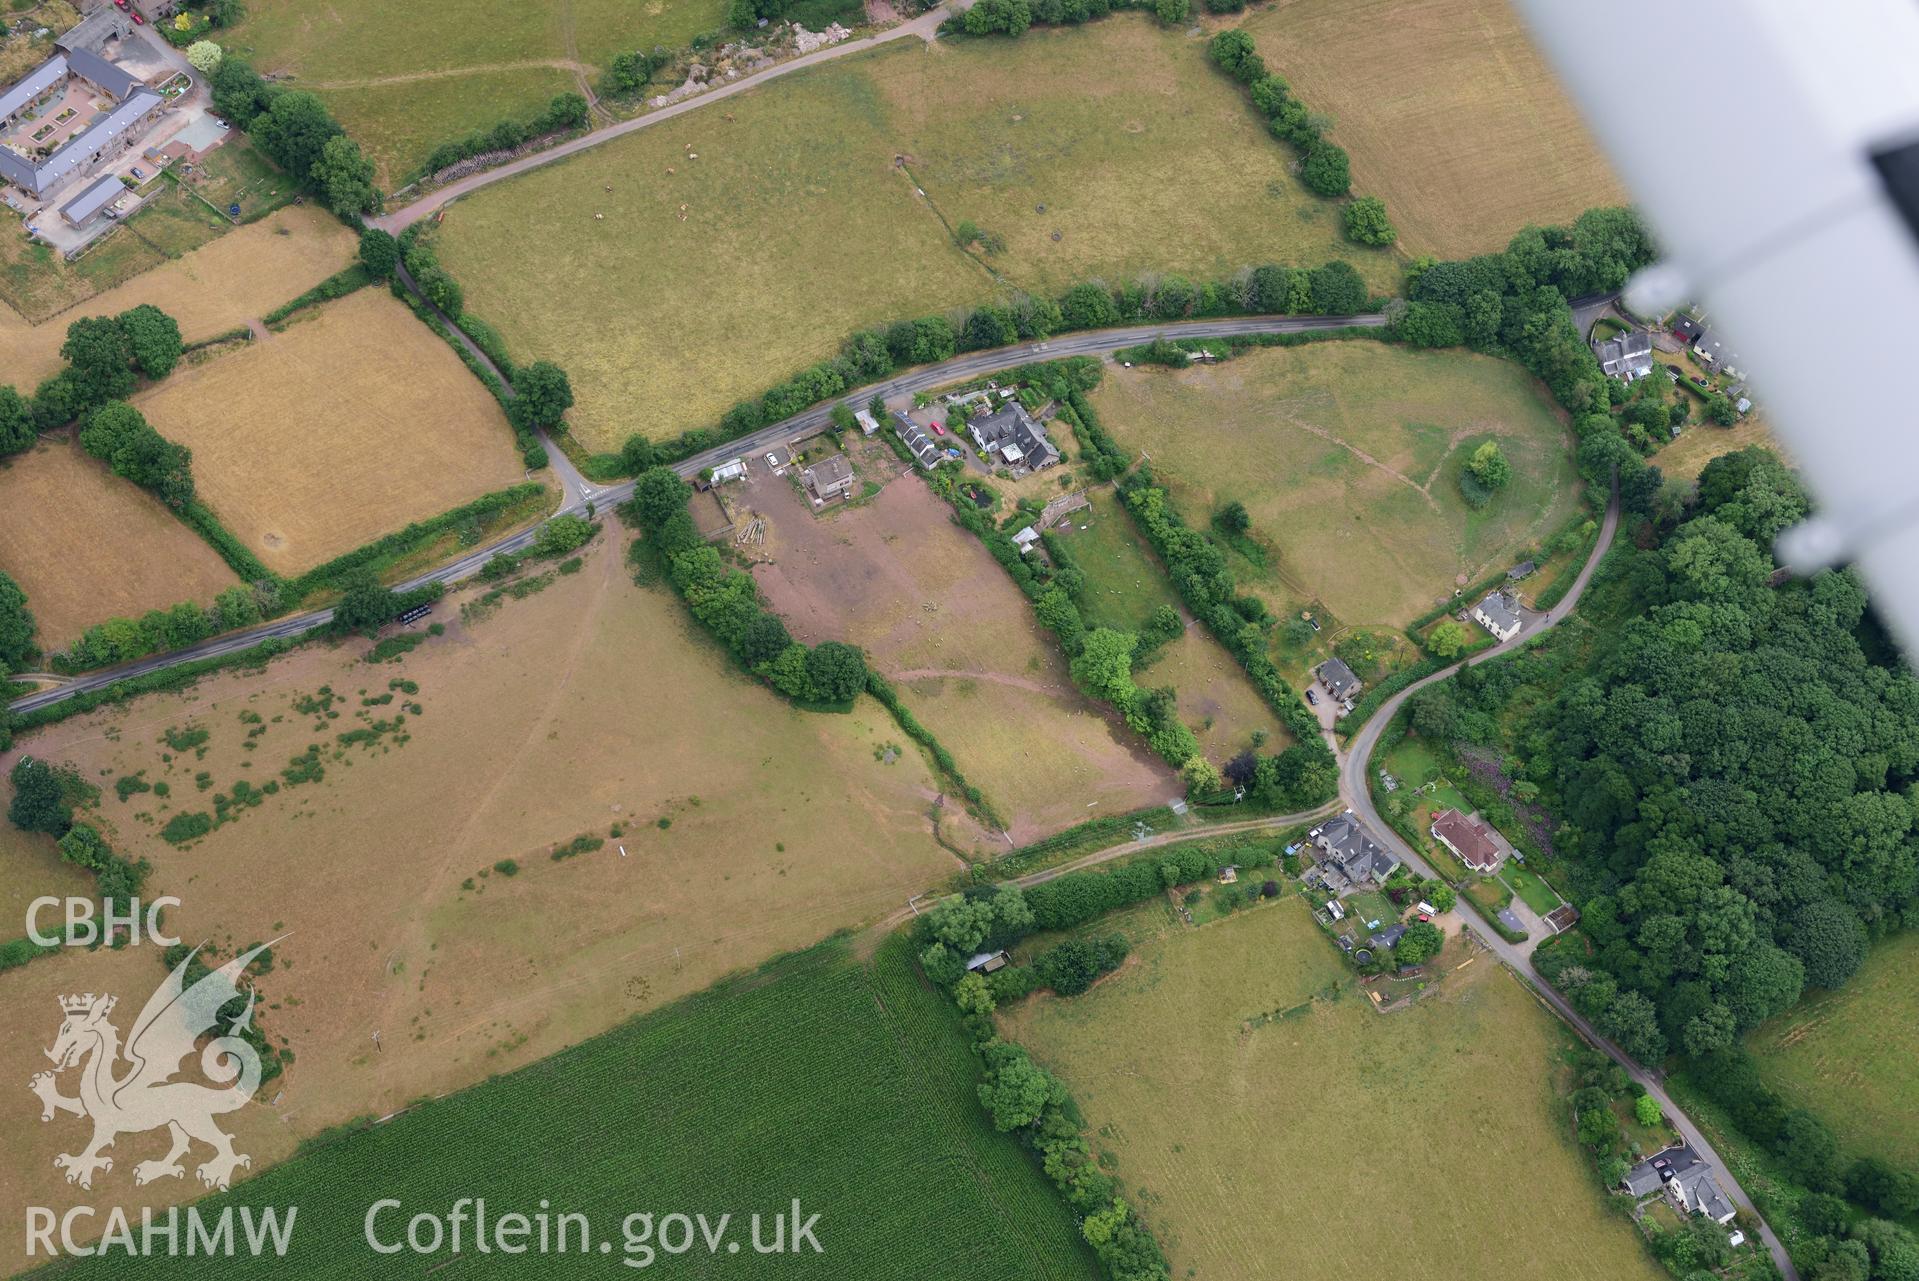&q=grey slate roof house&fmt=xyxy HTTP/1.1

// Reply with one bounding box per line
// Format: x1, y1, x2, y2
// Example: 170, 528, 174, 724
0, 45, 163, 202
1593, 329, 1655, 381
1471, 591, 1524, 642
967, 402, 1059, 472
801, 454, 855, 503
1368, 923, 1407, 949
1309, 812, 1399, 887
1621, 1147, 1737, 1225
1316, 657, 1360, 702
892, 411, 941, 469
